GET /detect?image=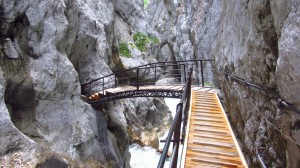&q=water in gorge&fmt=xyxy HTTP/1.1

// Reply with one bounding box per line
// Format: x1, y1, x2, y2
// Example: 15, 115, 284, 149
129, 98, 180, 168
